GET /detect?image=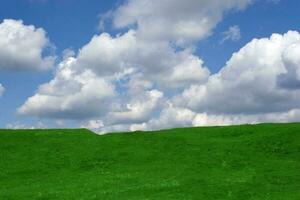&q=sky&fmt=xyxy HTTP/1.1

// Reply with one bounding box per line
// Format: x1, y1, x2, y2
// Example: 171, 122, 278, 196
0, 0, 300, 133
